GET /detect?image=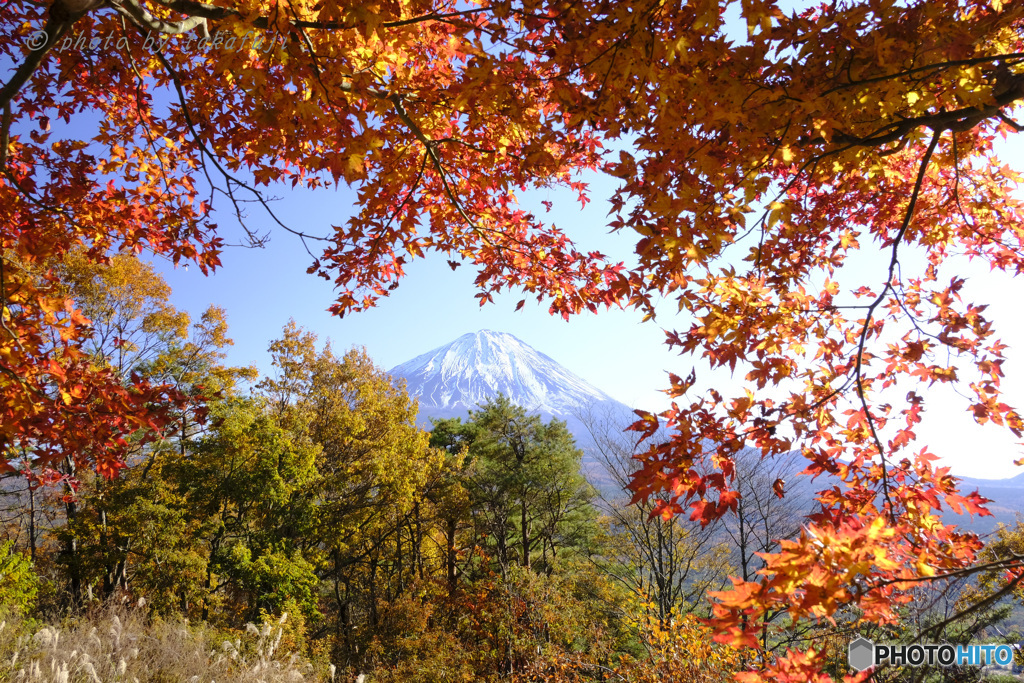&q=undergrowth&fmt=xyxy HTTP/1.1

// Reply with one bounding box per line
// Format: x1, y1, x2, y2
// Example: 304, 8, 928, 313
0, 602, 329, 682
